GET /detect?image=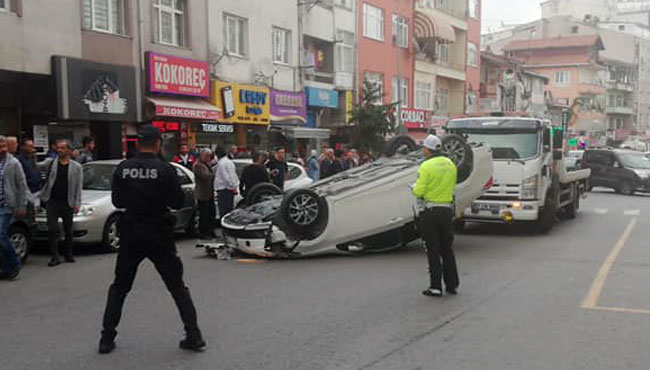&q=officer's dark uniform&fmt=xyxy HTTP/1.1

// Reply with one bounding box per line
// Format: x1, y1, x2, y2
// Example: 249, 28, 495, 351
99, 125, 203, 353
